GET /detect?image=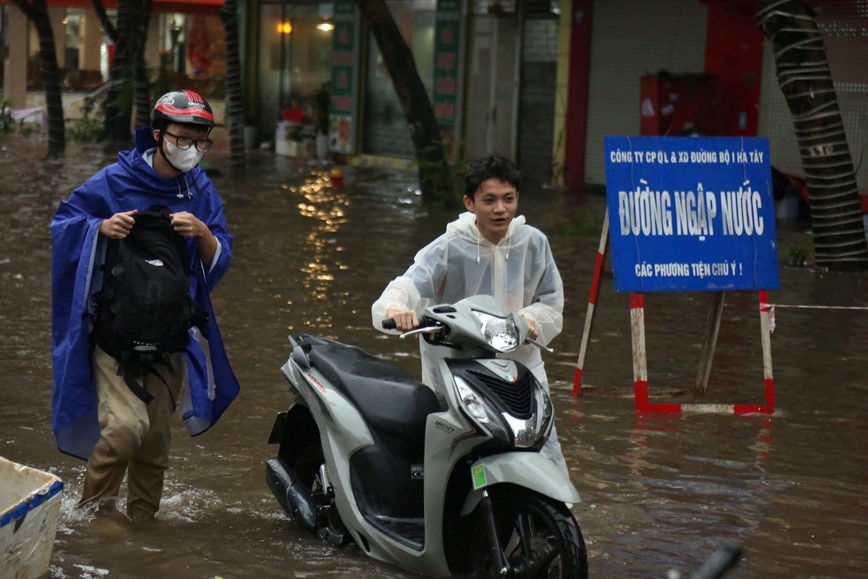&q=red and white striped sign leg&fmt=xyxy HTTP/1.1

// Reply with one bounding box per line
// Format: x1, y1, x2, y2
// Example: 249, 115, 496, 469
630, 292, 649, 411
633, 290, 776, 415
730, 290, 775, 415
573, 211, 609, 396
631, 293, 680, 413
